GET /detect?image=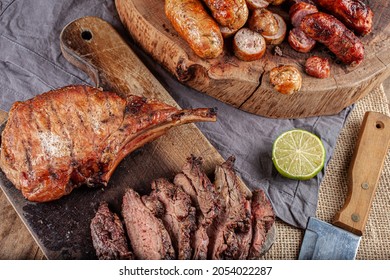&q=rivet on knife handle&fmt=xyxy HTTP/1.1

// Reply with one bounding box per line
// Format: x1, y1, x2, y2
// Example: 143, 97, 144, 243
333, 111, 390, 236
